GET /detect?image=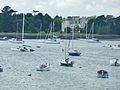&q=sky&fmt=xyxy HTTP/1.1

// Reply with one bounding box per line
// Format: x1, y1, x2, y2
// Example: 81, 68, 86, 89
0, 0, 120, 17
